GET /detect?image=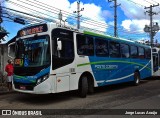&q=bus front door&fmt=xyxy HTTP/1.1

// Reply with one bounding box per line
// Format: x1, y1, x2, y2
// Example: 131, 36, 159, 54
153, 54, 159, 72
